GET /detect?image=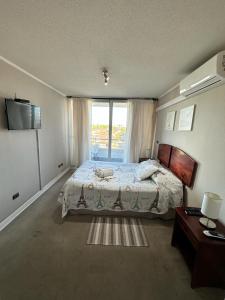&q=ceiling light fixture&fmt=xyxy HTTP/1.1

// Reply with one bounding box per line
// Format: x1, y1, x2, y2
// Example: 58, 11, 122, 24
102, 68, 110, 86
